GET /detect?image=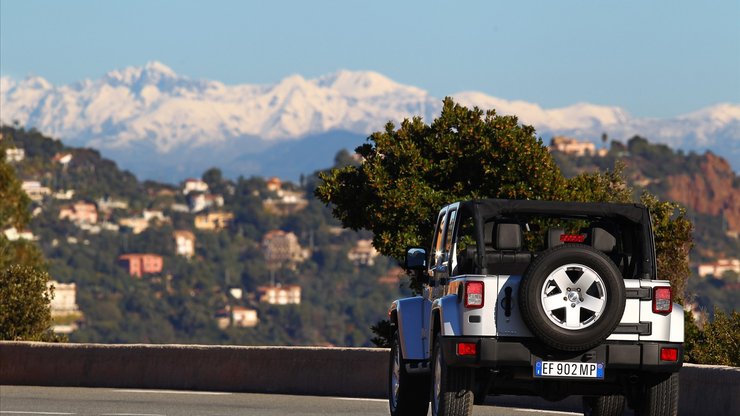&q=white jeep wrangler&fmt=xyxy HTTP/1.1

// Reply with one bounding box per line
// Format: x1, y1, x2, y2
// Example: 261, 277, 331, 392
388, 199, 683, 416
